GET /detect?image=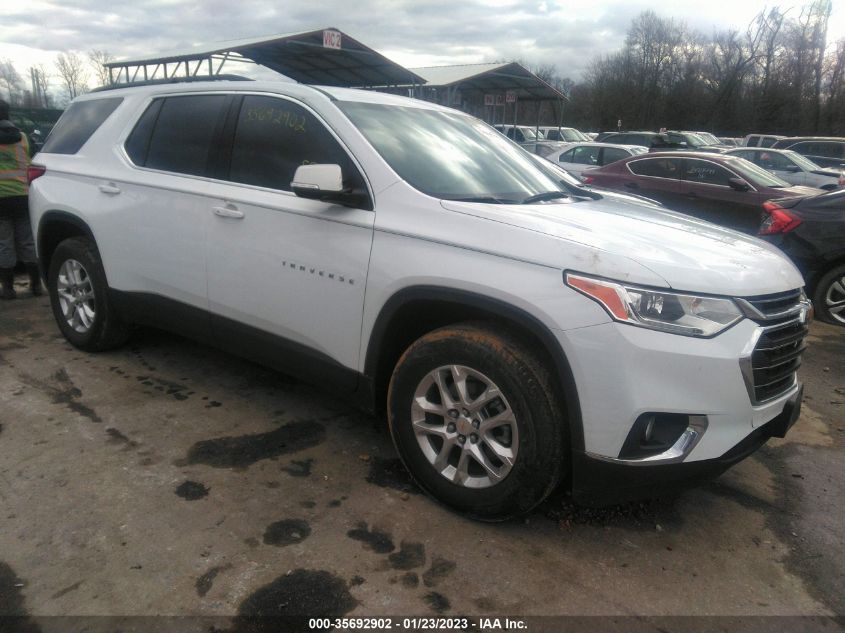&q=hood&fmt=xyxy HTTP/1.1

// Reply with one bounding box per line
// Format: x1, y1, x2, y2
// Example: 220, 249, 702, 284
440, 197, 803, 297
0, 120, 22, 145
